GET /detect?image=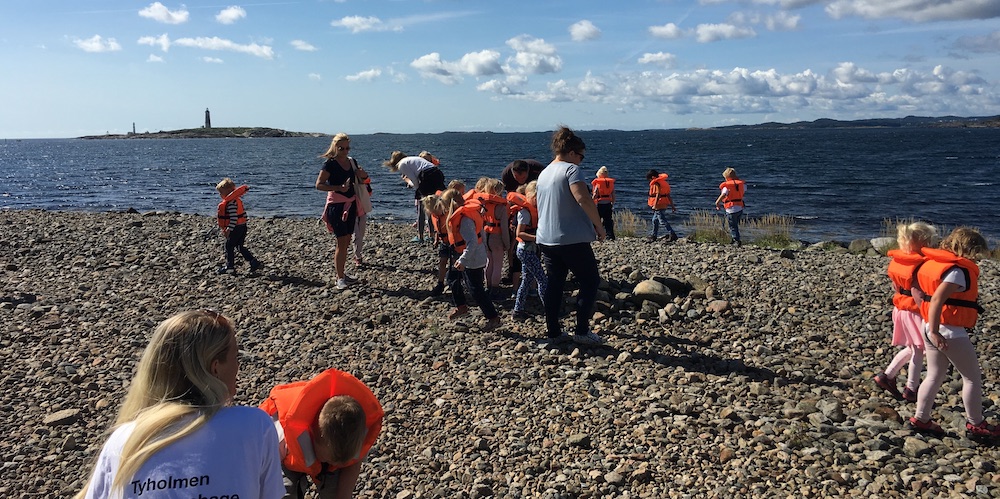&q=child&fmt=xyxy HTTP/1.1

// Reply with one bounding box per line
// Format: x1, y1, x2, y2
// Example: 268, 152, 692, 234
260, 368, 384, 499
645, 169, 678, 242
908, 227, 998, 438
510, 181, 547, 321
471, 178, 510, 295
874, 222, 937, 402
714, 167, 745, 246
441, 188, 501, 332
215, 178, 263, 274
423, 193, 453, 297
591, 166, 616, 240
